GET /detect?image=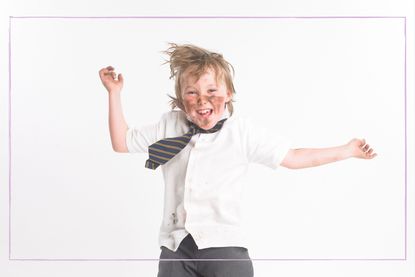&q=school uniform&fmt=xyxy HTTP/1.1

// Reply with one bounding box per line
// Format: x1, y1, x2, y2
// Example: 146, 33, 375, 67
126, 108, 290, 276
